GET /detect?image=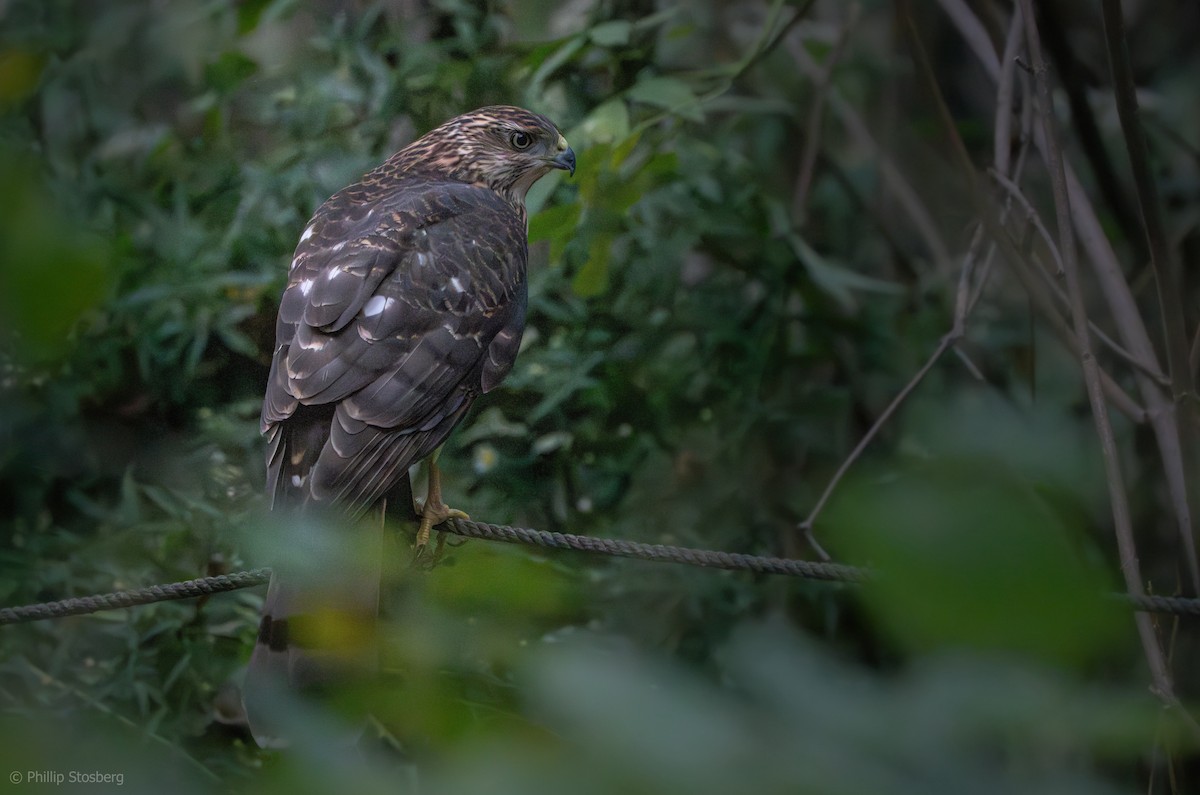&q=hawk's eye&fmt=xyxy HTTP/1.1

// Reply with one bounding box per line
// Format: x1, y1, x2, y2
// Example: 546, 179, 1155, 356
509, 130, 533, 150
